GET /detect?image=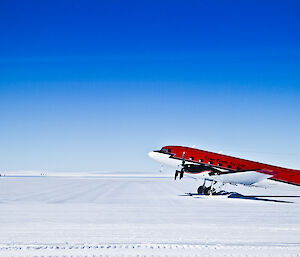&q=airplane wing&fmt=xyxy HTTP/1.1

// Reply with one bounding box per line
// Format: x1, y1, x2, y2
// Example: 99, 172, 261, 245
182, 161, 279, 184
199, 169, 277, 185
